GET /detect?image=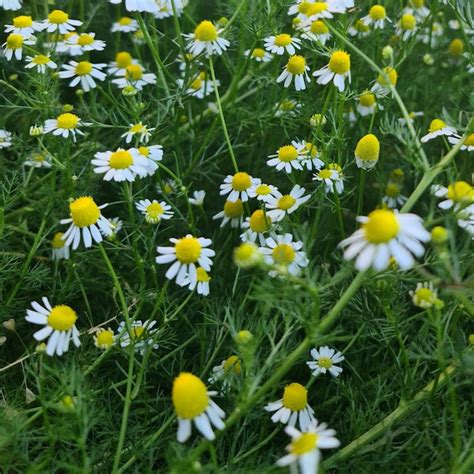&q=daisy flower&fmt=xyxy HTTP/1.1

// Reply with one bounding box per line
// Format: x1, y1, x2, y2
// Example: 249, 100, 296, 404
267, 144, 303, 173
339, 209, 431, 271
51, 232, 70, 260
107, 217, 123, 238
306, 2, 334, 21
184, 20, 229, 57
245, 47, 273, 62
60, 196, 114, 250
276, 422, 340, 474
293, 140, 324, 170
356, 90, 381, 116
313, 50, 351, 92
371, 66, 398, 96
448, 133, 474, 151
382, 183, 407, 209
112, 64, 157, 90
93, 328, 115, 350
277, 55, 311, 91
0, 0, 22, 10
233, 242, 264, 268
213, 199, 244, 228
355, 134, 380, 171
313, 164, 344, 194
156, 235, 215, 287
0, 129, 13, 148
121, 122, 154, 144
307, 346, 344, 377
220, 172, 258, 202
248, 181, 279, 203
3, 33, 35, 60
177, 72, 217, 99
188, 190, 206, 206
136, 145, 164, 175
136, 199, 174, 223
92, 148, 149, 182
59, 61, 107, 92
5, 15, 43, 36
65, 32, 106, 56
178, 267, 211, 296
266, 186, 310, 222
117, 320, 159, 354
409, 0, 430, 19
264, 33, 301, 55
432, 181, 474, 211
275, 99, 302, 117
265, 383, 316, 431
348, 19, 371, 37
410, 282, 441, 309
111, 16, 139, 33
396, 12, 417, 40
209, 355, 241, 385
301, 20, 331, 45
25, 54, 57, 73
448, 38, 464, 58
241, 209, 274, 245
421, 119, 457, 143
107, 51, 136, 76
172, 372, 225, 442
260, 233, 309, 276
43, 113, 87, 141
42, 10, 82, 34
362, 5, 390, 29
24, 152, 52, 168
25, 298, 80, 356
